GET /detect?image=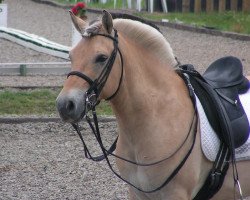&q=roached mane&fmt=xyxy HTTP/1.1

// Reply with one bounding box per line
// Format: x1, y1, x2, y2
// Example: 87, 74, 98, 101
84, 14, 177, 68
113, 18, 177, 67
